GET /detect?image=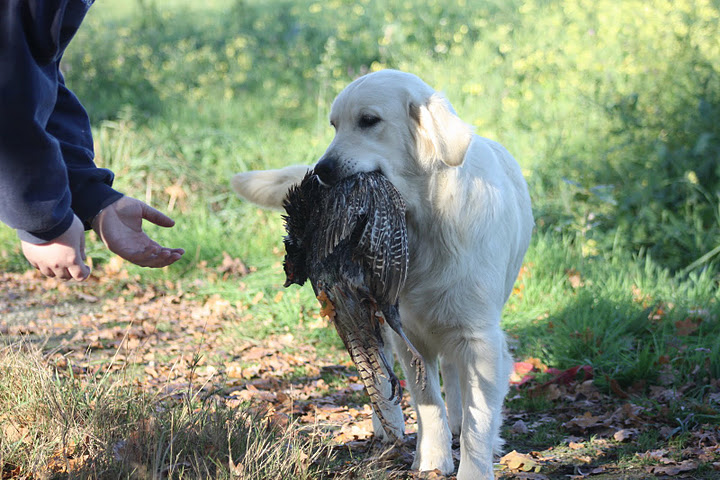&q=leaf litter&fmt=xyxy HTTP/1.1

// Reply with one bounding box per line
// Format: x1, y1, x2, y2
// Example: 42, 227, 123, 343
1, 265, 719, 479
